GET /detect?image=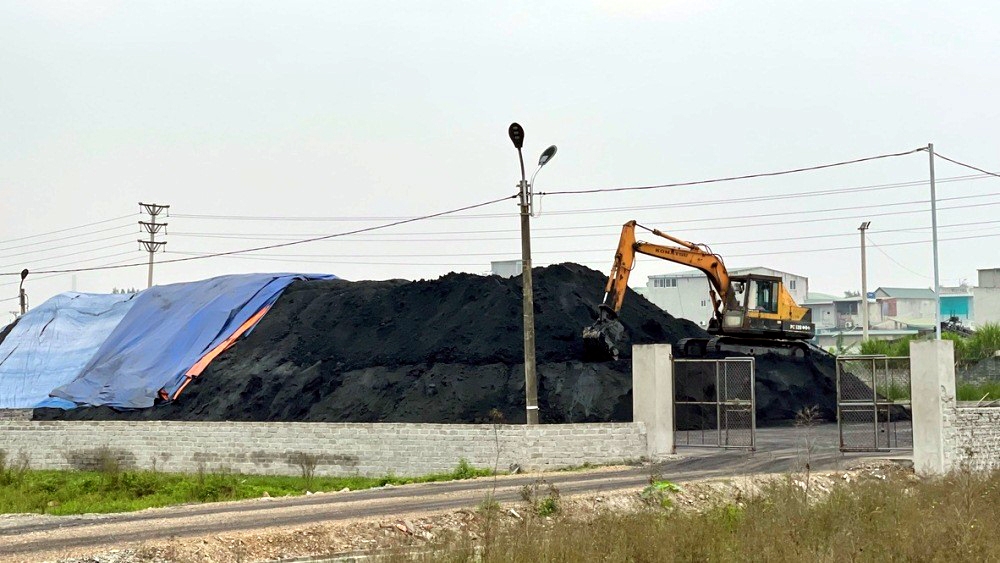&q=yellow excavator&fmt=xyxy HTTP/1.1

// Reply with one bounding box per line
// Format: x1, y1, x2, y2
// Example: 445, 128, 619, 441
582, 221, 816, 360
